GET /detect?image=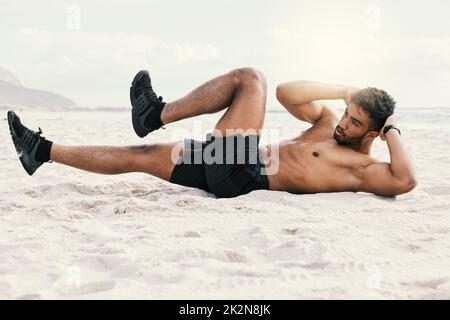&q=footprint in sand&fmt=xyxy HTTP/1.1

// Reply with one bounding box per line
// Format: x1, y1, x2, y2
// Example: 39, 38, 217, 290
113, 205, 127, 215
267, 239, 329, 269
183, 231, 201, 238
17, 293, 42, 300
77, 280, 116, 295
283, 228, 300, 235
173, 231, 202, 238
405, 277, 449, 290
175, 197, 198, 208
423, 186, 450, 196
426, 224, 450, 234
